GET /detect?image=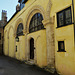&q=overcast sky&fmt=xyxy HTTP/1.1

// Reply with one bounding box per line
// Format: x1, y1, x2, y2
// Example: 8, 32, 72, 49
0, 0, 18, 21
